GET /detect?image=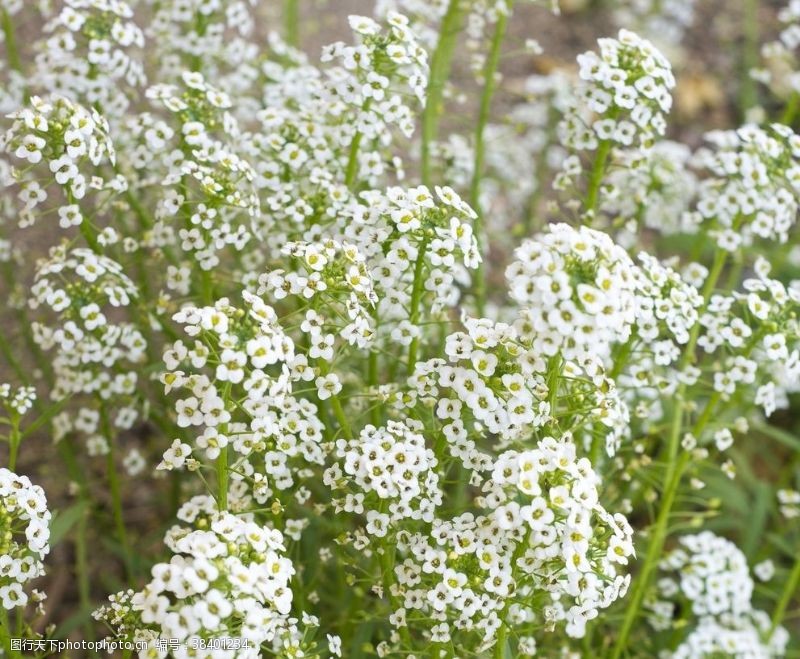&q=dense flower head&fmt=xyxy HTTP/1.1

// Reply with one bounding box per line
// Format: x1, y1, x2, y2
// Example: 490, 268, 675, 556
29, 247, 145, 404
2, 95, 120, 229
651, 531, 789, 658
686, 123, 800, 248
94, 495, 306, 657
559, 29, 675, 152
384, 434, 633, 648
327, 419, 442, 524
0, 384, 36, 416
163, 293, 329, 490
506, 222, 638, 362
601, 141, 698, 235
31, 0, 146, 116
0, 468, 51, 610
